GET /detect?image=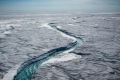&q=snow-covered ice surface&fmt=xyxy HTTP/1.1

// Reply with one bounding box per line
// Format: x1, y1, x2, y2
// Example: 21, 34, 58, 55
0, 14, 120, 80
40, 23, 80, 65
2, 63, 22, 80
